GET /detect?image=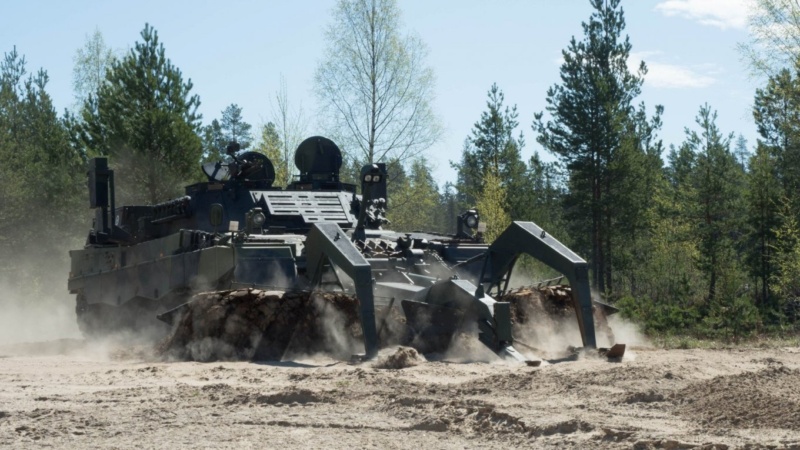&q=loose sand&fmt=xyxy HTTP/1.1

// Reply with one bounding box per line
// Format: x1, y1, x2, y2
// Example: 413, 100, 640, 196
1, 340, 799, 449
